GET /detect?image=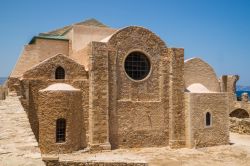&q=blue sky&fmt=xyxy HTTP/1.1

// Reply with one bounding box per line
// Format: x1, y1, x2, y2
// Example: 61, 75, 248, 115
0, 0, 250, 85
